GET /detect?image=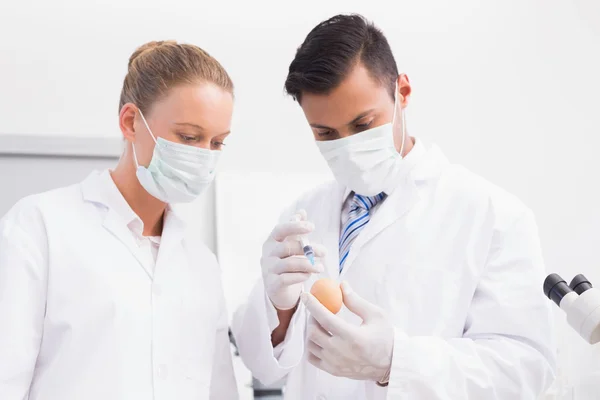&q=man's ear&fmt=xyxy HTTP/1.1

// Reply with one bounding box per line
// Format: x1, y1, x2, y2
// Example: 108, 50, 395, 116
397, 74, 412, 107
